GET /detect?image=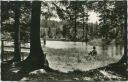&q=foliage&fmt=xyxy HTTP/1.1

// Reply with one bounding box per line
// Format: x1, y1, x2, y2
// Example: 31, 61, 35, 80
1, 1, 31, 43
86, 1, 126, 45
2, 1, 126, 44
